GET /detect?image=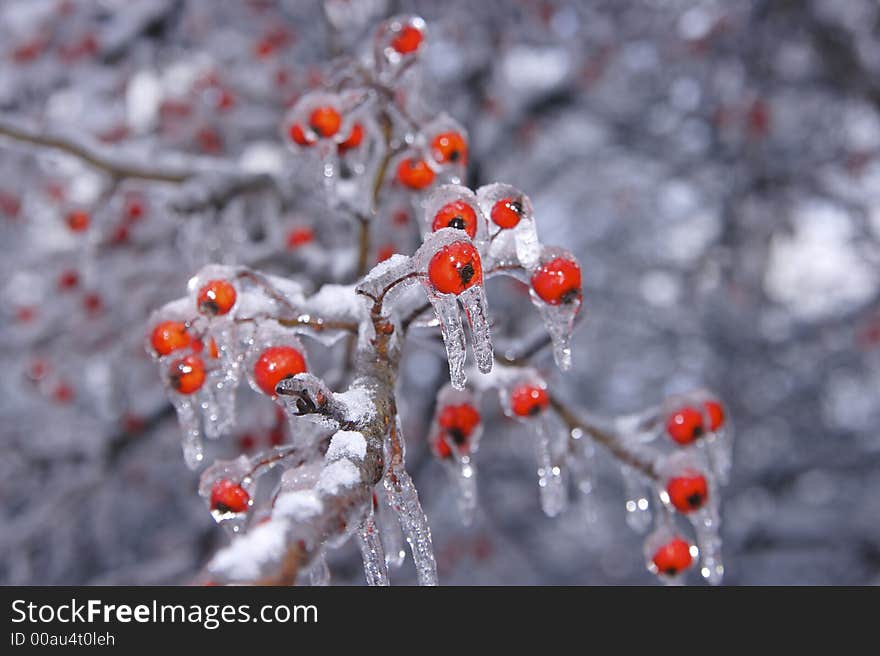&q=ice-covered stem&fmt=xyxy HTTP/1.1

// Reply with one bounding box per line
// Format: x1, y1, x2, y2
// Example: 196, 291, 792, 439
550, 397, 657, 481
0, 115, 277, 207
